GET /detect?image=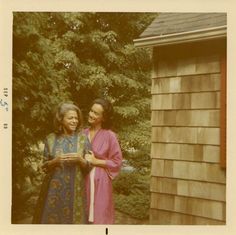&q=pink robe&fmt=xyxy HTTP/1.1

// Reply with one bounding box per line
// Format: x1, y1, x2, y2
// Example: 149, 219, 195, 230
83, 128, 122, 224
